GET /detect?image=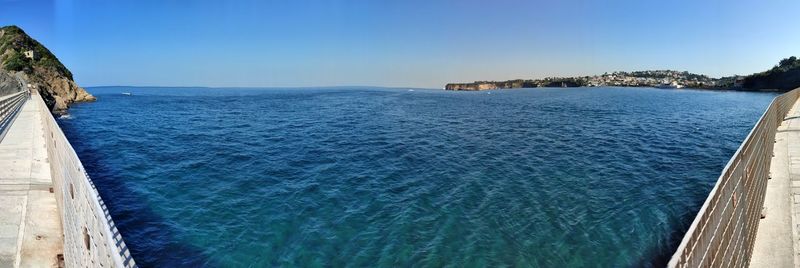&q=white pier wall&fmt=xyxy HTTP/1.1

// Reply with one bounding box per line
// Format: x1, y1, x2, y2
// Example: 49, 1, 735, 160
35, 93, 137, 268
